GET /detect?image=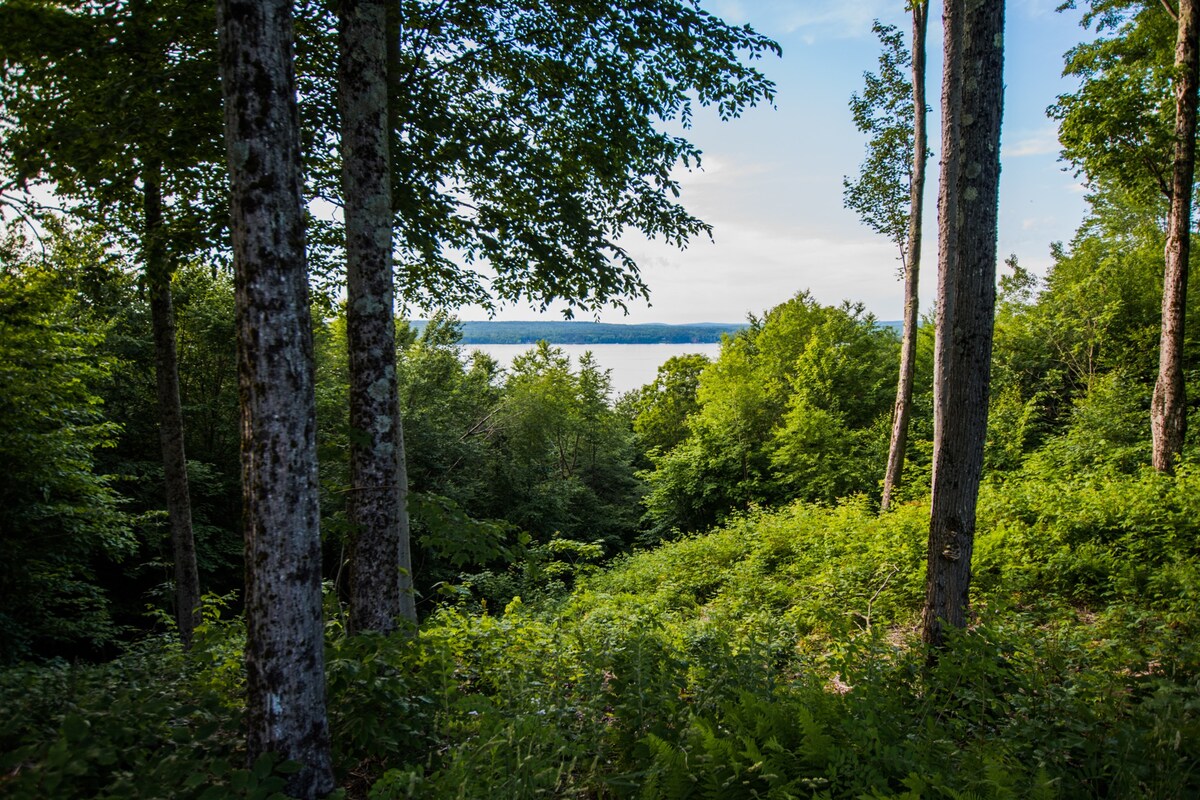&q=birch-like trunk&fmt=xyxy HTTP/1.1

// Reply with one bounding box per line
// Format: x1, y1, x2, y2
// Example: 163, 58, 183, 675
1151, 0, 1199, 474
216, 0, 334, 794
340, 0, 417, 632
921, 0, 1004, 650
881, 1, 929, 513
